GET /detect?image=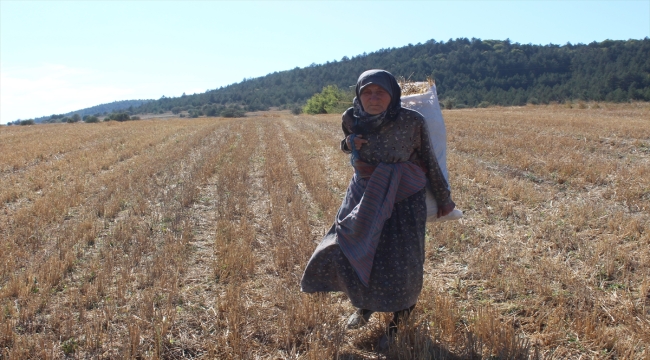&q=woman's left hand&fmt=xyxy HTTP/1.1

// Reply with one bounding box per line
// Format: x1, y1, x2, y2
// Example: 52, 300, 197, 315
437, 200, 456, 218
346, 134, 368, 150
